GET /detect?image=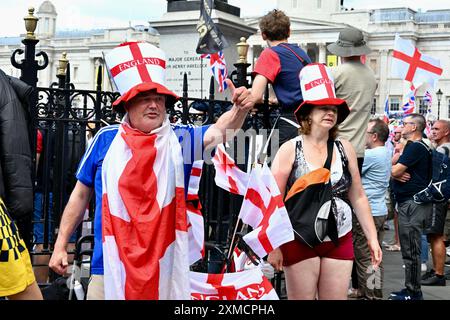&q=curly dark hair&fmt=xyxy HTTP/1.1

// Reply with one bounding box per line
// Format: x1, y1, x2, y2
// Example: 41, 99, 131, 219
259, 9, 290, 41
